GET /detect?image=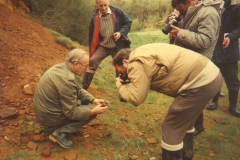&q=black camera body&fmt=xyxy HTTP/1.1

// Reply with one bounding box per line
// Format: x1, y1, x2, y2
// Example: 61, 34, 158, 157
120, 74, 128, 82
162, 13, 181, 35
